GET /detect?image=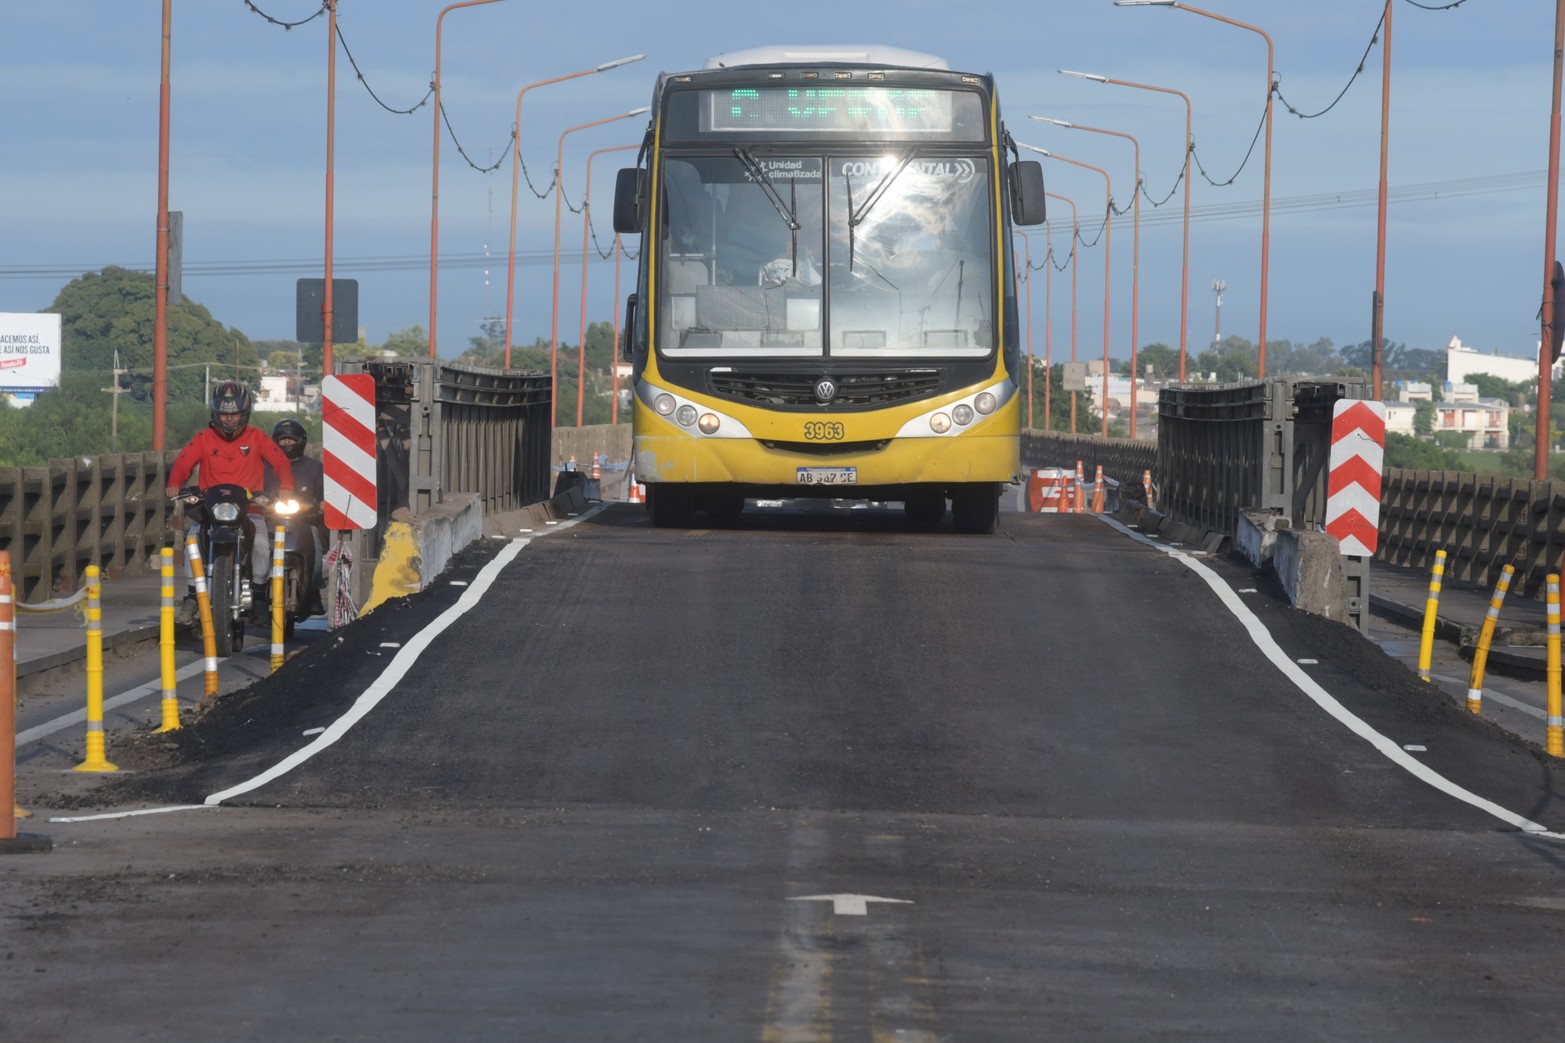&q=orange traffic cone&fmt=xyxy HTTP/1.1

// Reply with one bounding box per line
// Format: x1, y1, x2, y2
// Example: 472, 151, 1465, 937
1091, 465, 1105, 513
